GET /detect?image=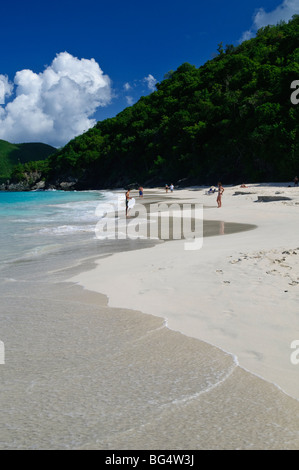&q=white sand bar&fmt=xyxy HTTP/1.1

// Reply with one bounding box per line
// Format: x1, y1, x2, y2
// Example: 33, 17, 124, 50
70, 183, 299, 400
